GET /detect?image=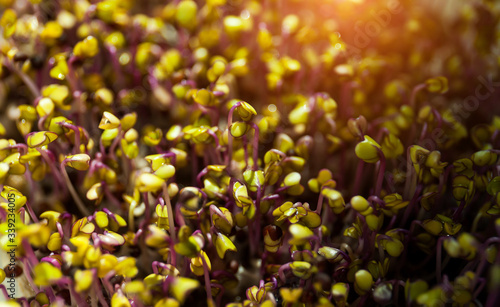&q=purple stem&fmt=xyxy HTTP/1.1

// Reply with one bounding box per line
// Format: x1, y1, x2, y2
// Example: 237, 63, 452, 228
403, 147, 415, 199
41, 256, 61, 269
436, 236, 446, 284
452, 200, 466, 222
66, 56, 80, 94
260, 251, 268, 277
175, 205, 187, 227
191, 146, 199, 186
57, 121, 83, 154
24, 201, 39, 223
106, 45, 124, 88
196, 167, 209, 187
473, 238, 500, 299
316, 190, 324, 214
142, 192, 151, 222
43, 286, 57, 303
94, 276, 110, 307
248, 216, 256, 256
274, 186, 290, 194
37, 148, 65, 192
261, 194, 280, 202
61, 162, 91, 217
108, 129, 123, 162
211, 283, 225, 307
375, 148, 386, 196
438, 165, 453, 196
419, 122, 428, 143
22, 239, 39, 267
3, 59, 41, 98
250, 183, 263, 258
278, 263, 292, 283
0, 285, 9, 299
163, 183, 177, 267
103, 182, 122, 208
487, 286, 500, 307
243, 135, 249, 169
226, 102, 241, 168
249, 123, 260, 171
206, 129, 222, 164
409, 83, 427, 108
102, 270, 115, 295
65, 278, 89, 307
473, 278, 486, 300
21, 258, 39, 294
9, 143, 29, 155
400, 184, 423, 227
200, 252, 213, 304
